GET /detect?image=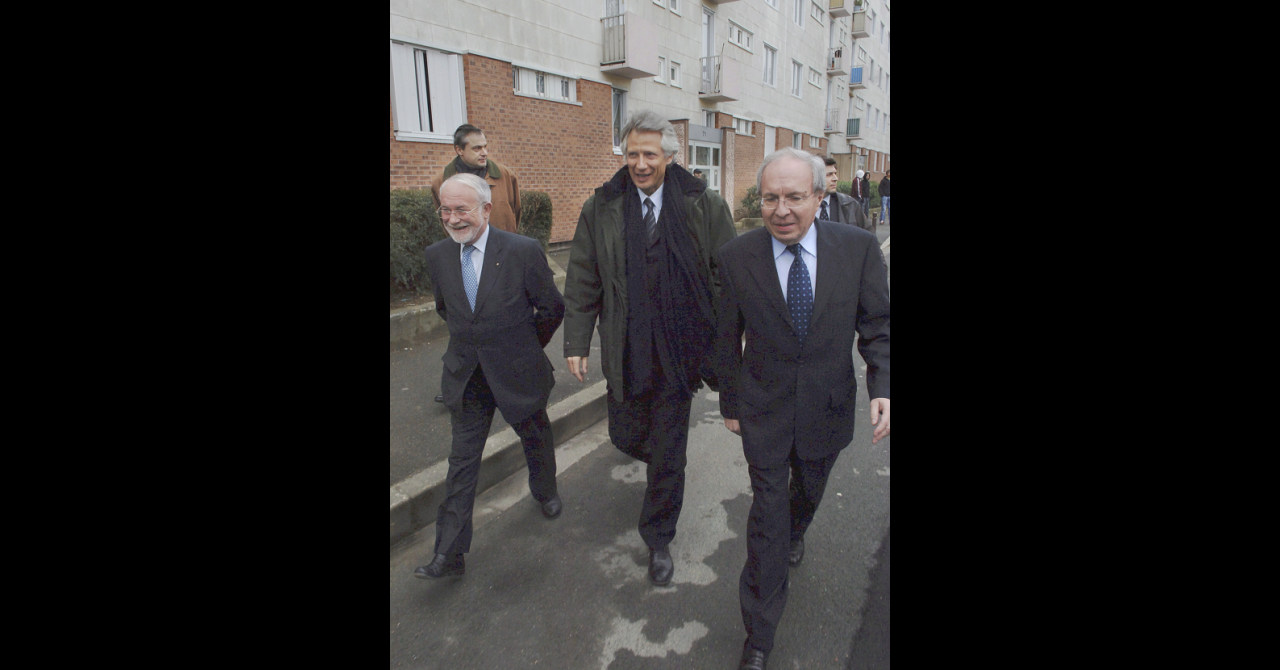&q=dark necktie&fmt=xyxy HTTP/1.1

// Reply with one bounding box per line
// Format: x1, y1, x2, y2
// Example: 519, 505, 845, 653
644, 197, 657, 243
787, 244, 812, 345
821, 198, 830, 221
462, 244, 478, 311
